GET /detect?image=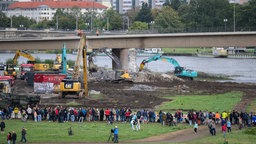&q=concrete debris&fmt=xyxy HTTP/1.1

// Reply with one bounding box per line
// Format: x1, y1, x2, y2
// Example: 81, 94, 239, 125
134, 71, 175, 83
174, 84, 190, 93
87, 67, 184, 83
128, 84, 156, 91
90, 90, 101, 95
